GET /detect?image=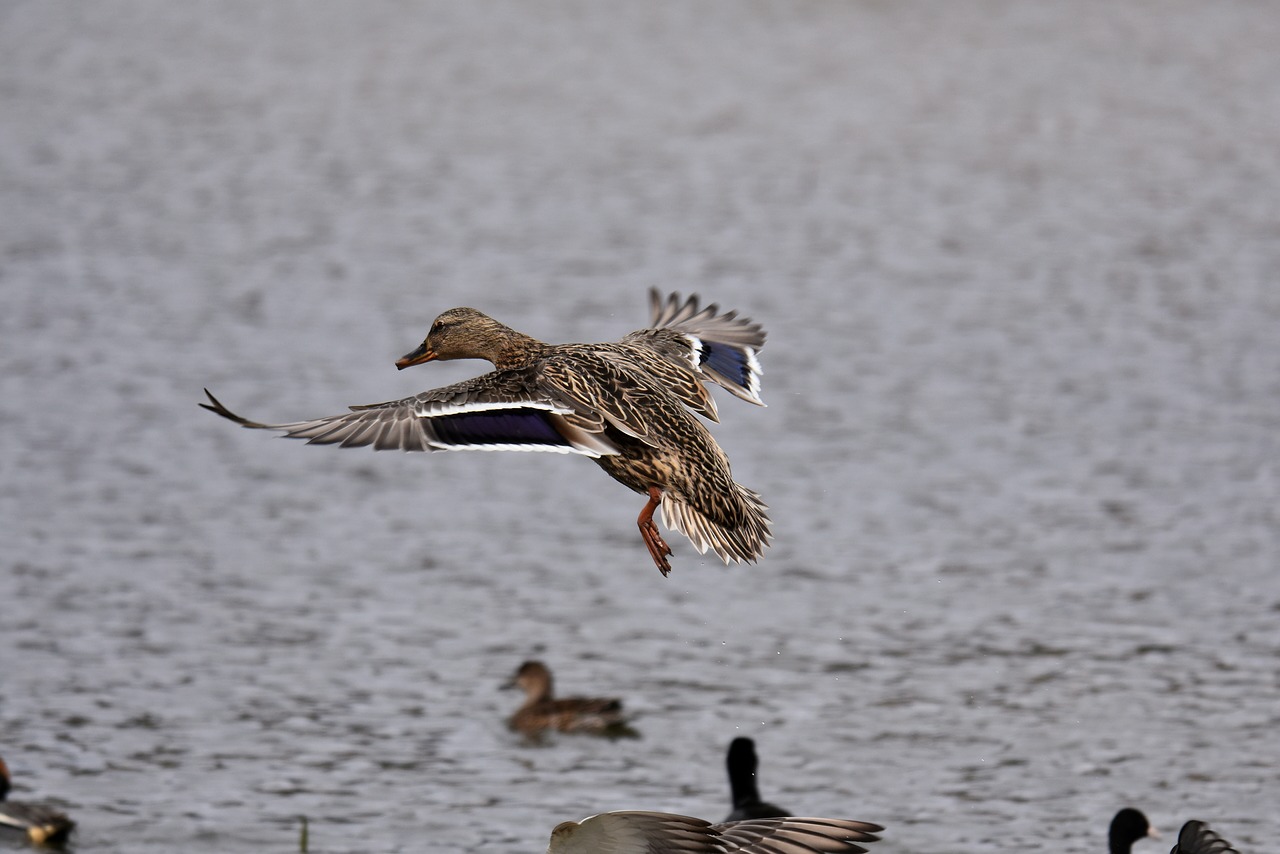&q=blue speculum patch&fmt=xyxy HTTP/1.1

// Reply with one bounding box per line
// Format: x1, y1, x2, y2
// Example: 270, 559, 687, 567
702, 344, 750, 387
431, 409, 568, 447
